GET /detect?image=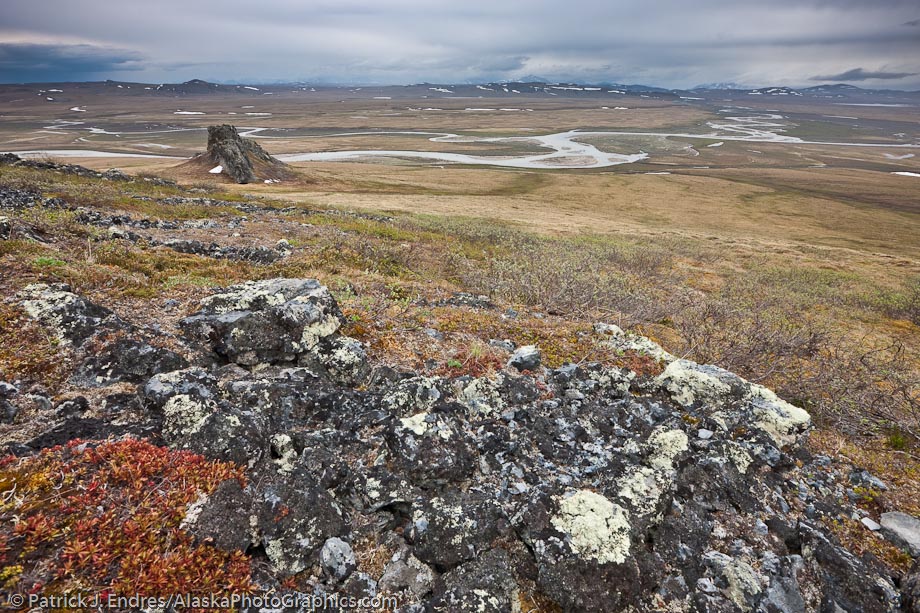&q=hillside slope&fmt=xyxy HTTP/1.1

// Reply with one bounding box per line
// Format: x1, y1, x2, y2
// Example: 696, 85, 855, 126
0, 158, 918, 610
